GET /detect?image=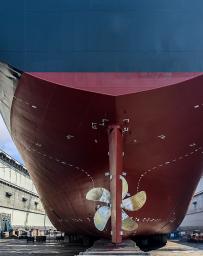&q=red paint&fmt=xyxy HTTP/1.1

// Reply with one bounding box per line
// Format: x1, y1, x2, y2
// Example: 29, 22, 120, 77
10, 72, 203, 239
28, 72, 203, 96
108, 125, 123, 243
